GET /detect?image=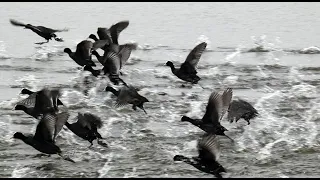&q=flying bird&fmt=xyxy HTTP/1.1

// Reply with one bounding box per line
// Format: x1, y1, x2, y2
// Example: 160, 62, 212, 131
10, 19, 68, 45
181, 88, 234, 141
166, 42, 207, 84
173, 134, 226, 178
